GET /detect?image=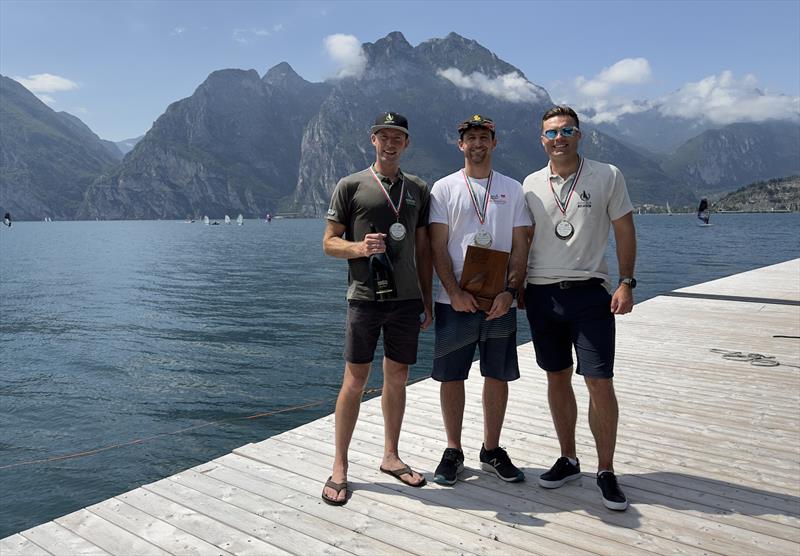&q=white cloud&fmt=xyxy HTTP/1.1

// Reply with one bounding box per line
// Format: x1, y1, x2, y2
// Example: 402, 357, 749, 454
324, 34, 366, 78
14, 73, 78, 93
658, 71, 800, 124
582, 99, 653, 125
273, 24, 284, 33
171, 26, 186, 37
575, 58, 652, 97
437, 68, 547, 103
38, 94, 56, 105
